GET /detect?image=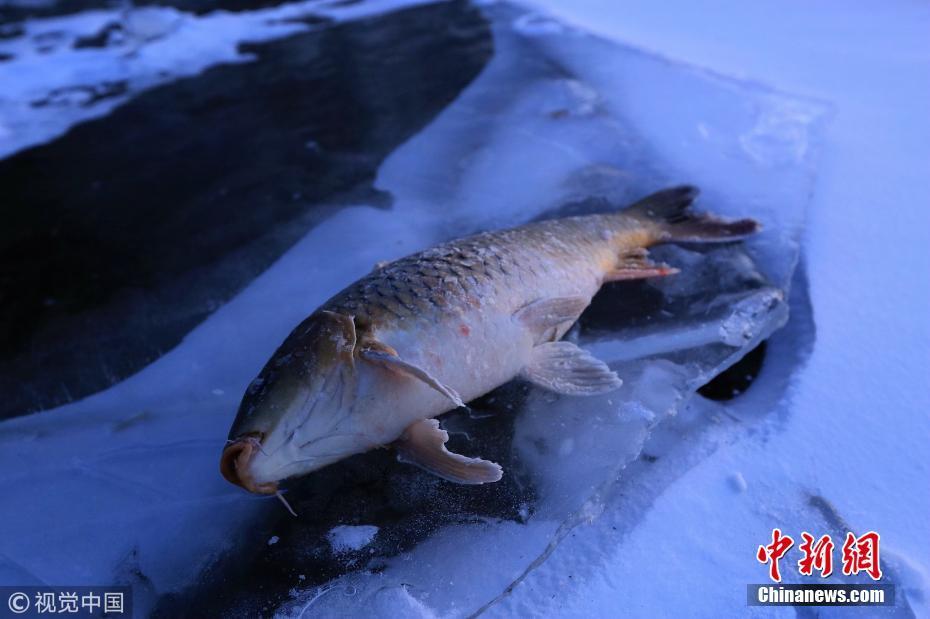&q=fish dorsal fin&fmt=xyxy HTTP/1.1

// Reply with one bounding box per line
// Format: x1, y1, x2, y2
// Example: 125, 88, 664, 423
521, 341, 622, 395
513, 296, 589, 339
359, 341, 465, 409
395, 418, 502, 484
